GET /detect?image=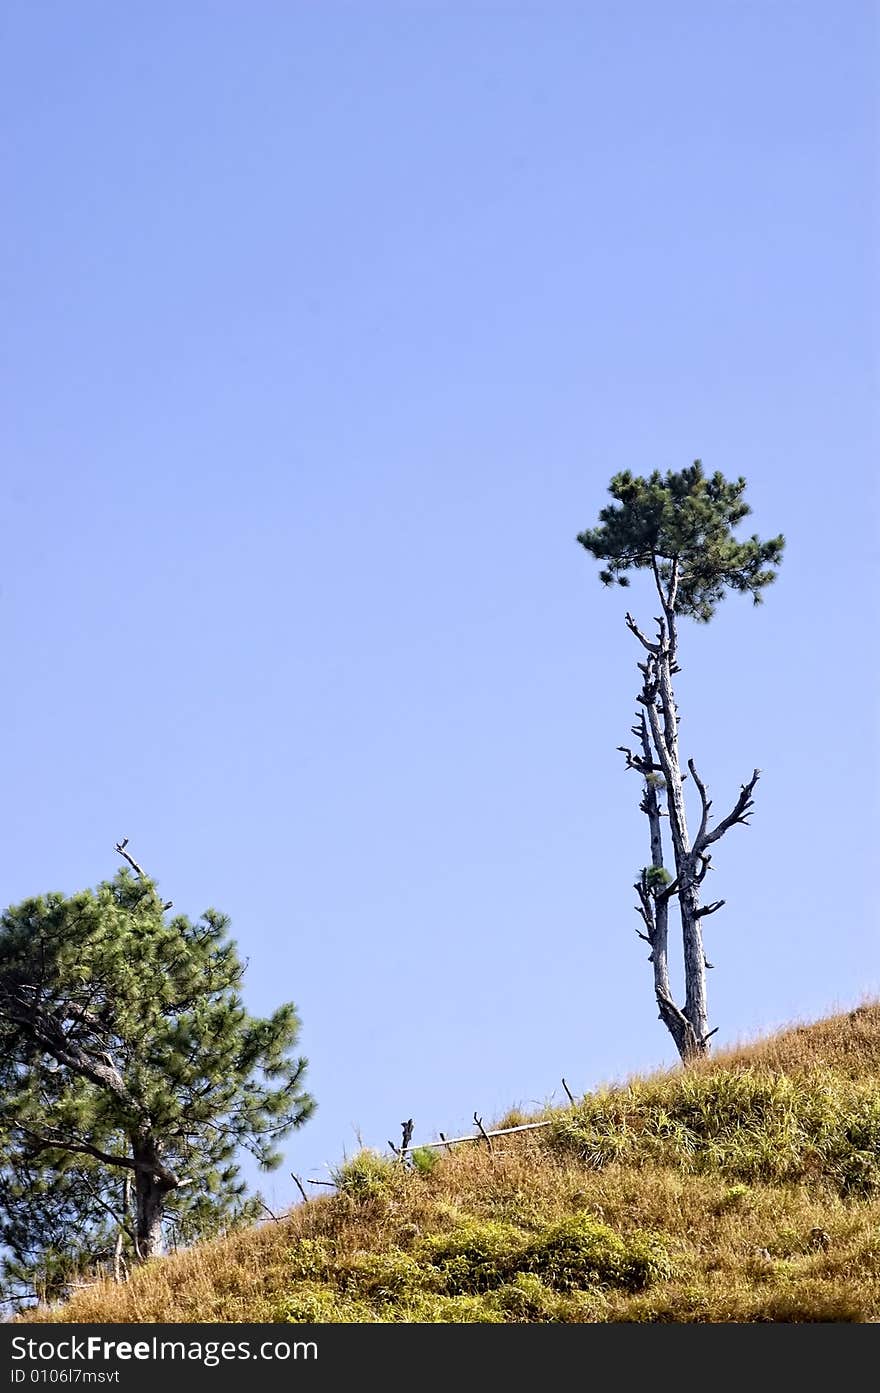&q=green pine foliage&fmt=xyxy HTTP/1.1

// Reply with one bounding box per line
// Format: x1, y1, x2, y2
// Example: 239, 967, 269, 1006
577, 461, 785, 621
0, 867, 314, 1309
642, 865, 672, 893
